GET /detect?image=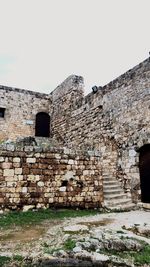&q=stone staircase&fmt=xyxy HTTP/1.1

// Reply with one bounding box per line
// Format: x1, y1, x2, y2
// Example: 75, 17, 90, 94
103, 173, 135, 211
